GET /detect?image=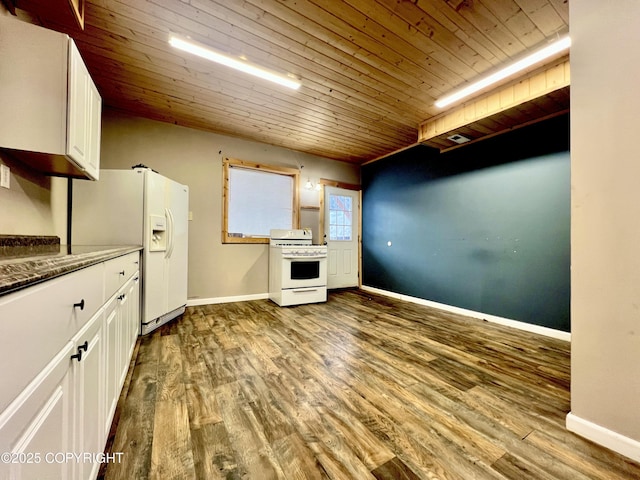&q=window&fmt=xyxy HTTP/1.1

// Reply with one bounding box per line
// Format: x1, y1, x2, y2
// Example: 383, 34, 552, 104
223, 158, 299, 243
328, 194, 352, 241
